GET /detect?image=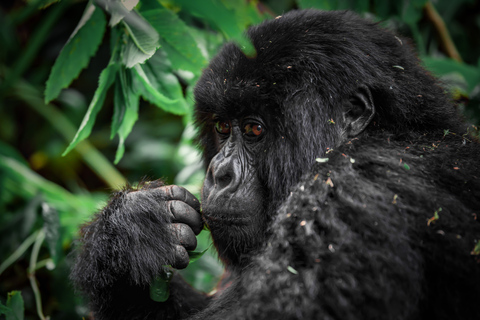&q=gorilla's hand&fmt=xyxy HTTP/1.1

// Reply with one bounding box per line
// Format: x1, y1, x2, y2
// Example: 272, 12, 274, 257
125, 185, 203, 270
73, 183, 204, 289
